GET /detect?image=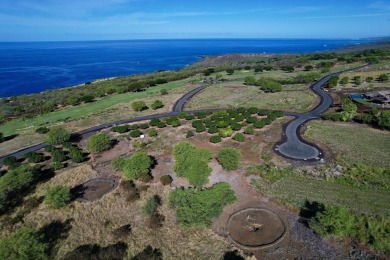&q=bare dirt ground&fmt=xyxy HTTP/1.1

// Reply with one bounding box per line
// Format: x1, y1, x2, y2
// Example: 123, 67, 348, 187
51, 117, 364, 259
